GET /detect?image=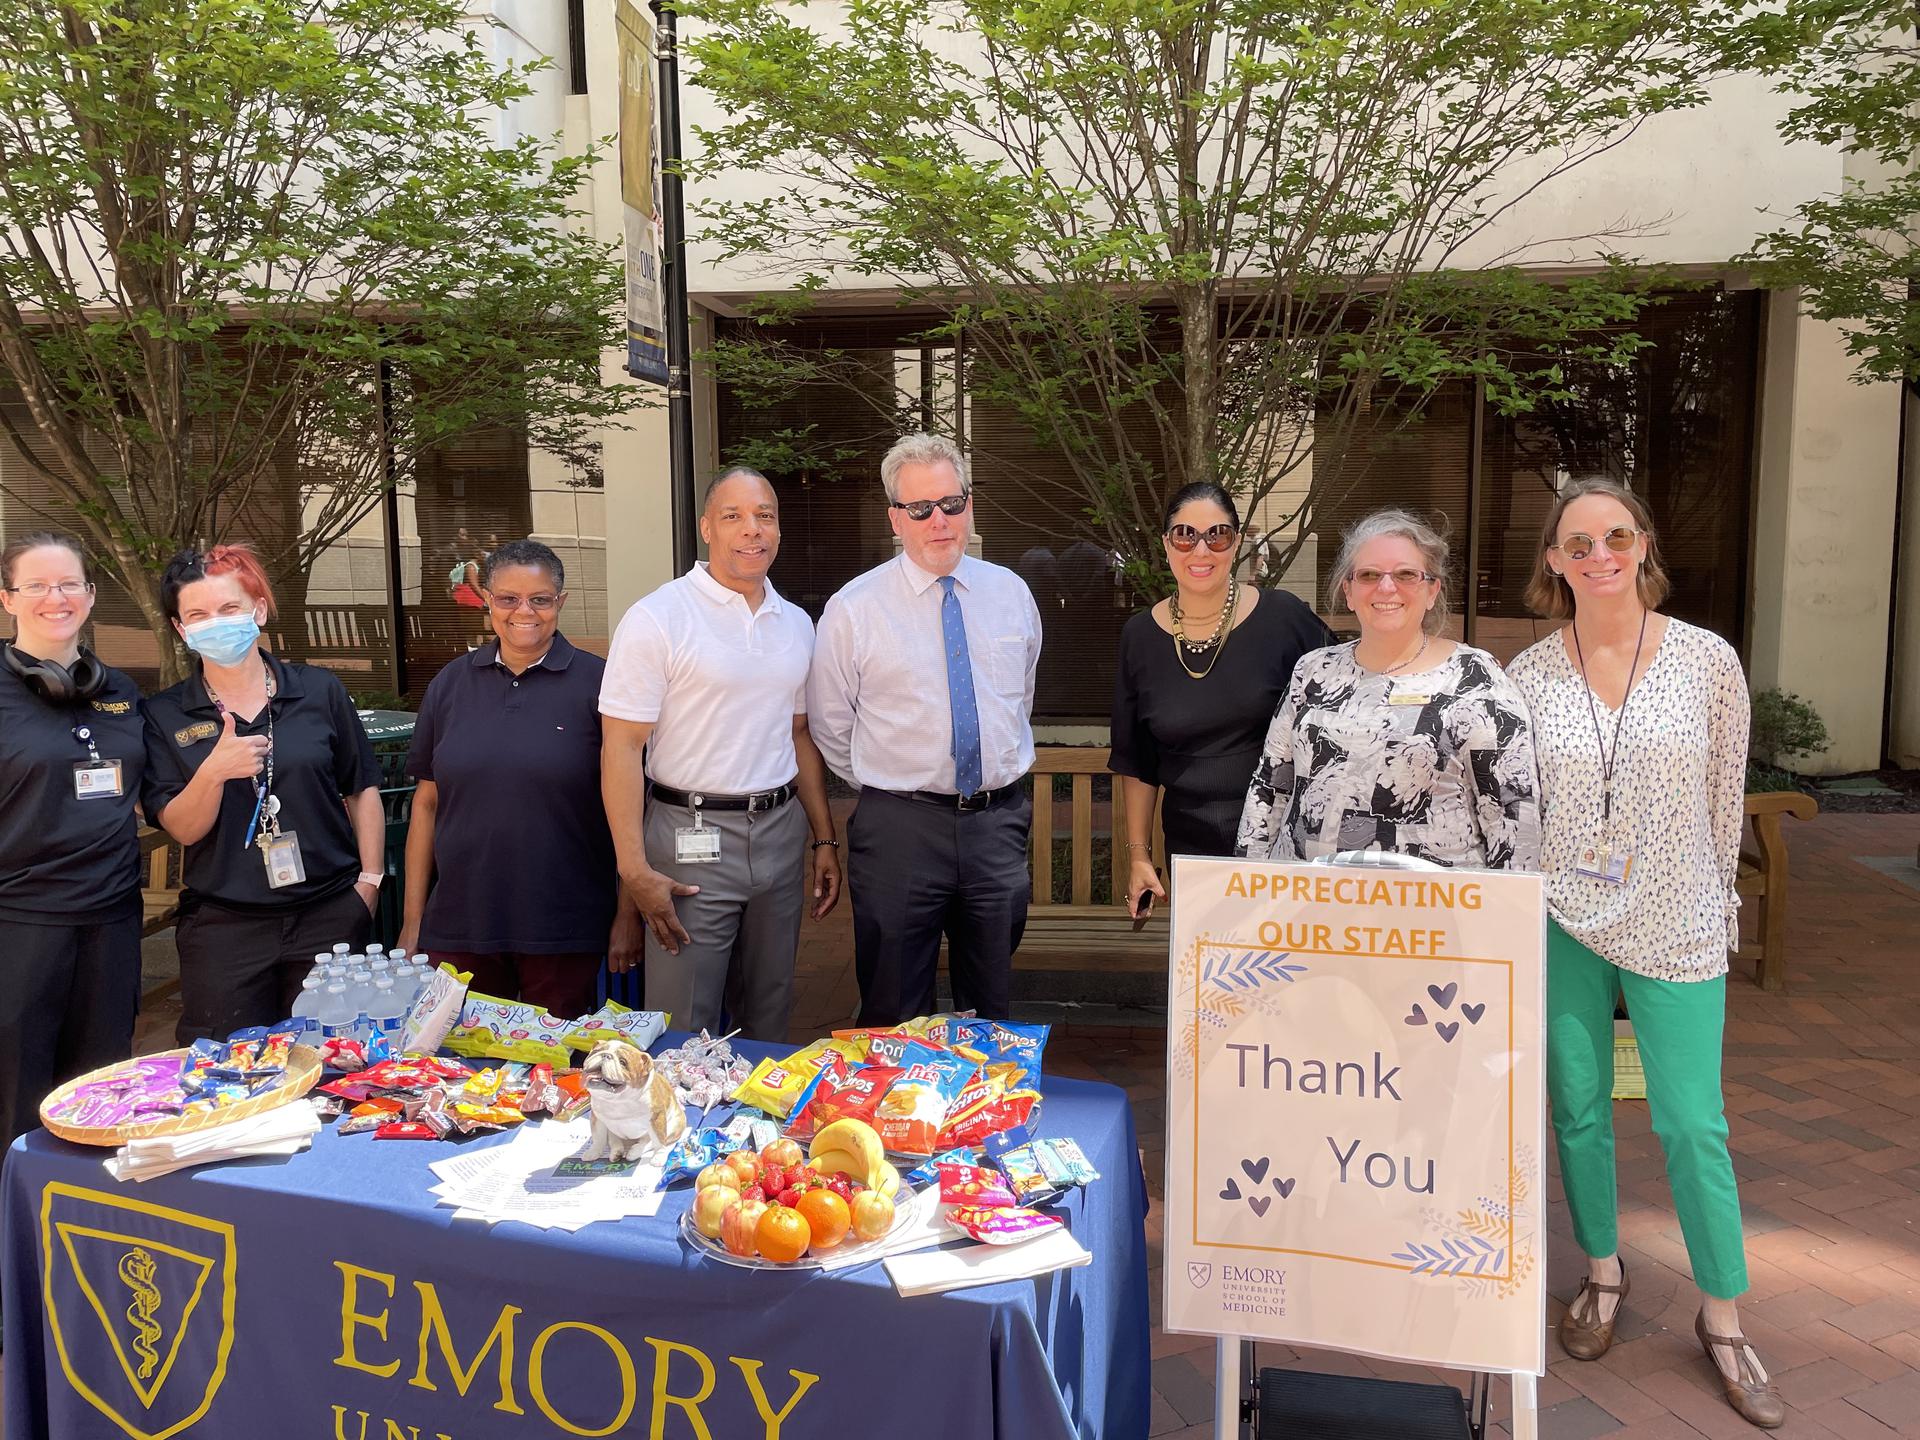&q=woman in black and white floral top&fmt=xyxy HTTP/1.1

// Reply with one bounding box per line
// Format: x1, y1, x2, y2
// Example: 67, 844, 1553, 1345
1235, 509, 1540, 870
1507, 479, 1779, 1429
